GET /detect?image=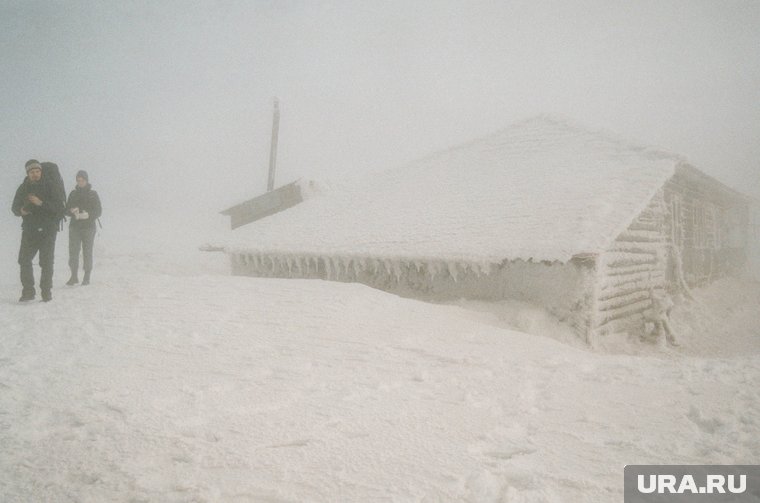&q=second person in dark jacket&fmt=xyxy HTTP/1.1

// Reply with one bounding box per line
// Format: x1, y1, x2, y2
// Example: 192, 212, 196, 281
66, 170, 102, 285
